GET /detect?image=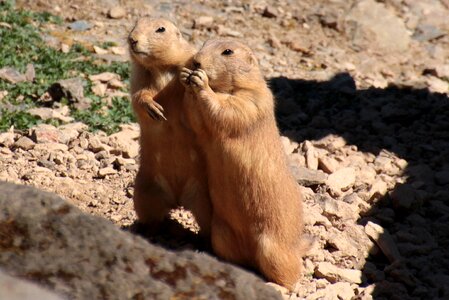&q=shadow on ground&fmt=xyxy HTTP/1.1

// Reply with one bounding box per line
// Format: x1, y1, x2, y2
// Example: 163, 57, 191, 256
270, 73, 449, 299
122, 218, 263, 279
121, 73, 449, 298
122, 218, 210, 252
